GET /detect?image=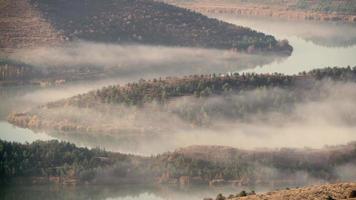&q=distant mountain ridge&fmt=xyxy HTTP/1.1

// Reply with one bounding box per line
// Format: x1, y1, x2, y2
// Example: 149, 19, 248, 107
161, 0, 356, 23
161, 0, 356, 15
